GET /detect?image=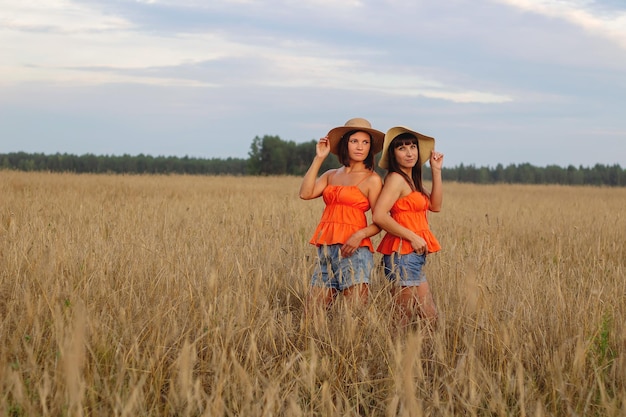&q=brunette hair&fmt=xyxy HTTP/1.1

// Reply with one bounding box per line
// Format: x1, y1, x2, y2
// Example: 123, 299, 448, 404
385, 133, 427, 195
337, 130, 375, 170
